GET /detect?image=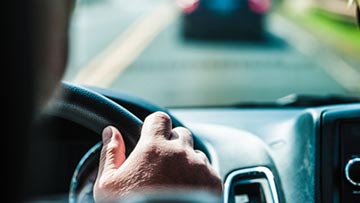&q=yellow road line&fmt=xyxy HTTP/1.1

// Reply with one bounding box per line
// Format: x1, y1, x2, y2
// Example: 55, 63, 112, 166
74, 3, 176, 87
